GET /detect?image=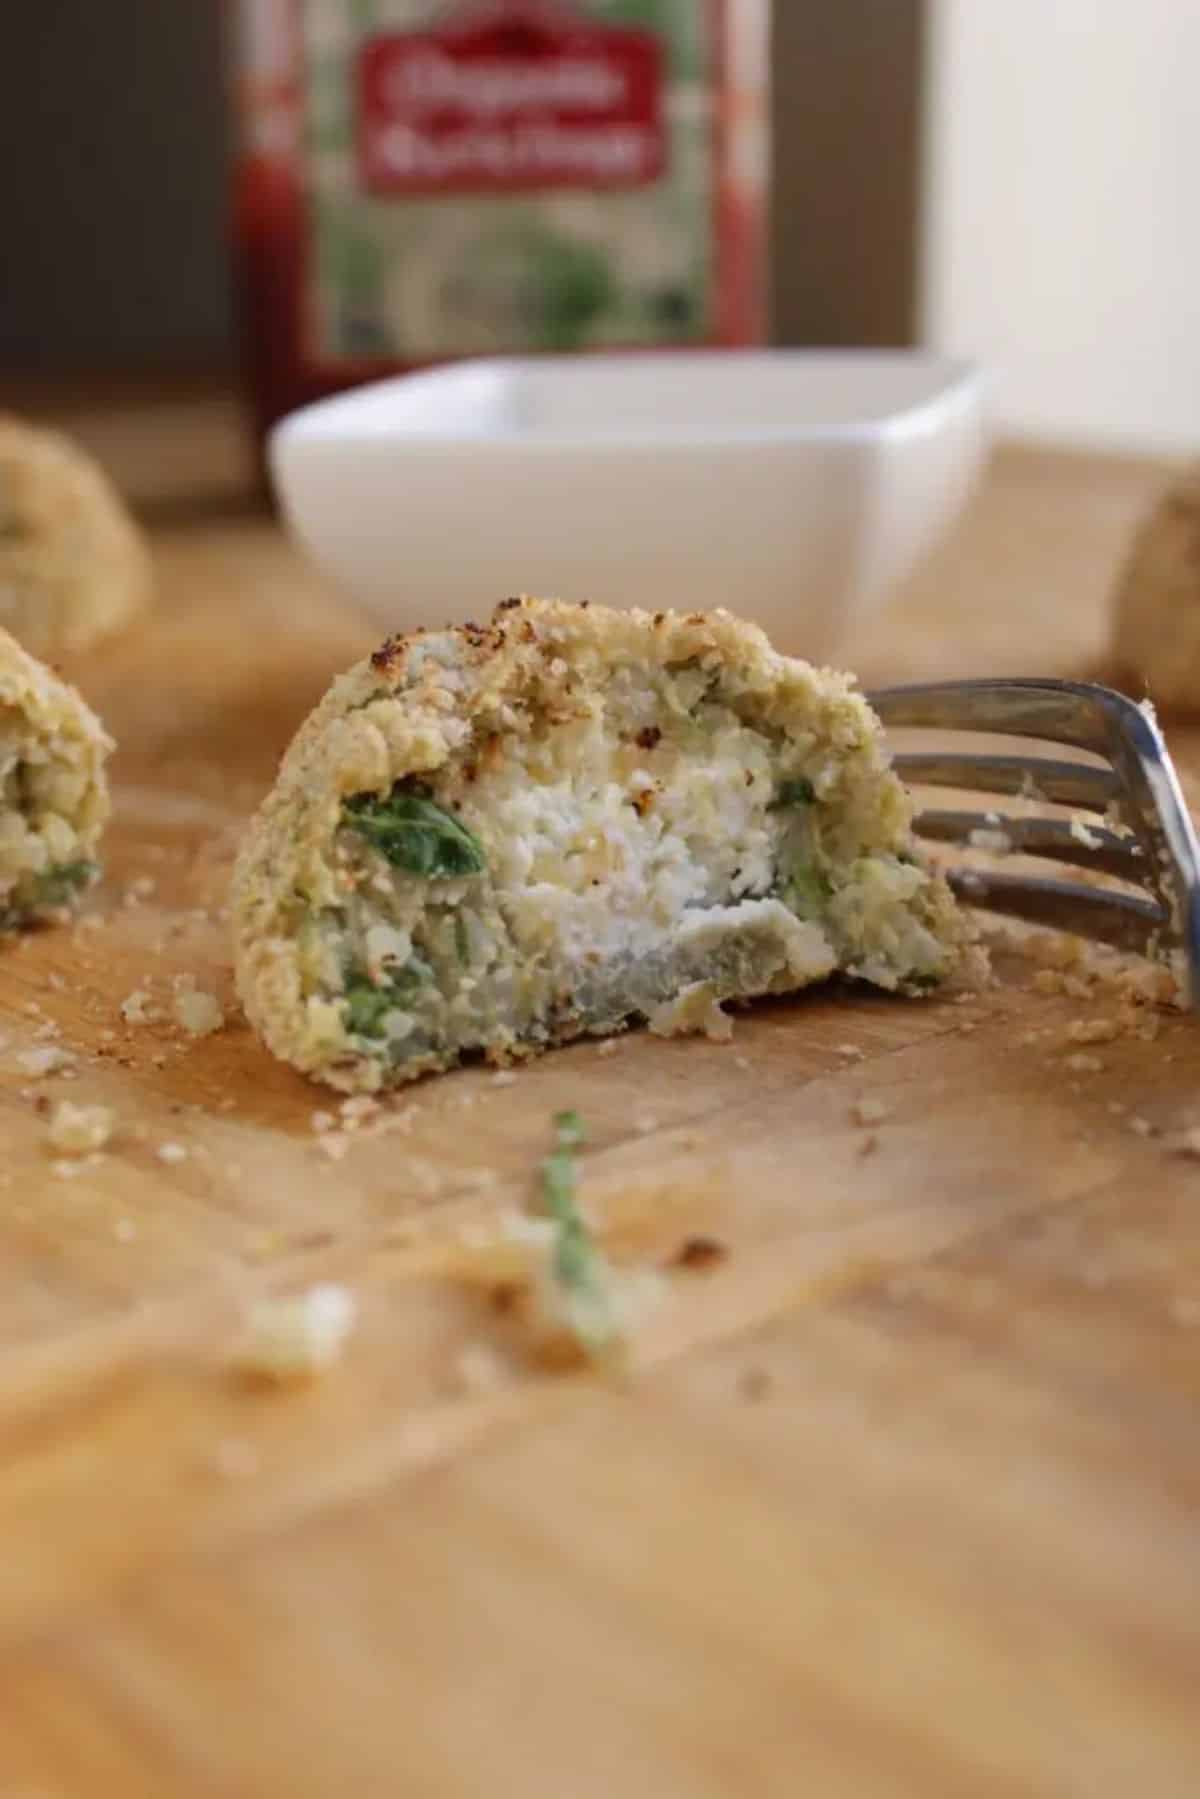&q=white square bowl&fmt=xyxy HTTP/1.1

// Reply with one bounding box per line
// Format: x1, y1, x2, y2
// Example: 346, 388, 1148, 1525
270, 350, 984, 657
